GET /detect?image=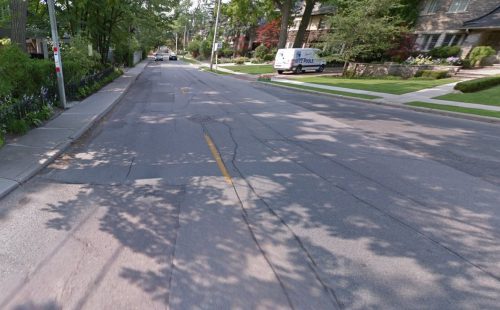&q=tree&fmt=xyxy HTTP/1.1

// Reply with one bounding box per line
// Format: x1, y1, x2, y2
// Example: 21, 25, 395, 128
256, 19, 280, 48
9, 0, 28, 52
292, 0, 314, 48
273, 0, 292, 48
324, 0, 407, 74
